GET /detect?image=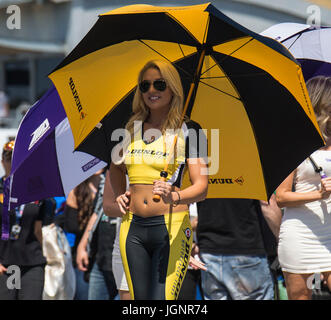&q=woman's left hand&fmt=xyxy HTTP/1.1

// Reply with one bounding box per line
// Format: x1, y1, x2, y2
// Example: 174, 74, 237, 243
189, 256, 207, 271
153, 180, 173, 203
